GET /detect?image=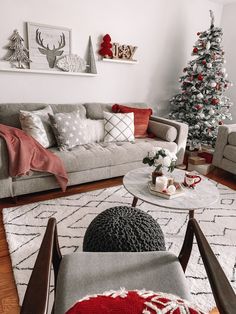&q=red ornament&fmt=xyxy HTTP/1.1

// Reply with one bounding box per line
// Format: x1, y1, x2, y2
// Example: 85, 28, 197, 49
211, 98, 219, 105
224, 84, 228, 88
99, 34, 113, 58
197, 32, 201, 36
219, 121, 223, 125
183, 67, 187, 72
197, 74, 203, 81
193, 47, 198, 53
202, 60, 207, 65
194, 104, 203, 110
